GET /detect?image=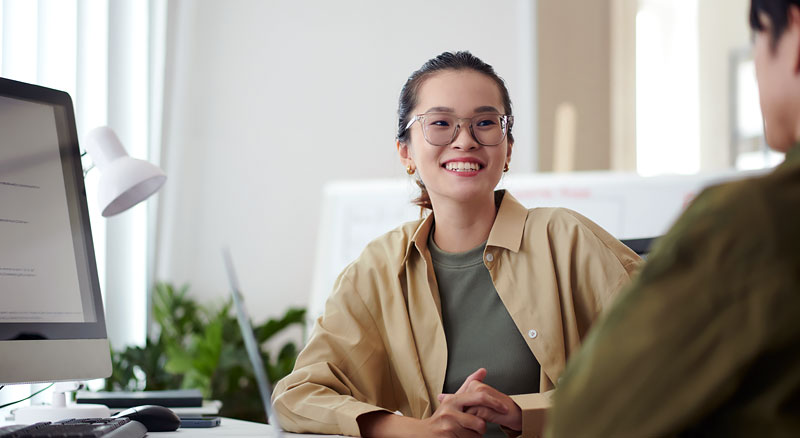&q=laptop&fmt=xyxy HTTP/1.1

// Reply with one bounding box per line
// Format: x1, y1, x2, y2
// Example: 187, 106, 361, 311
222, 248, 284, 437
